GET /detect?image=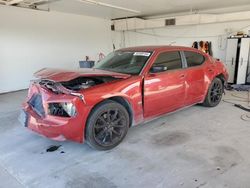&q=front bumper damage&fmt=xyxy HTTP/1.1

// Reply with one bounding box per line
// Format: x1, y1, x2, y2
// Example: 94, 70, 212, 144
20, 82, 90, 143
